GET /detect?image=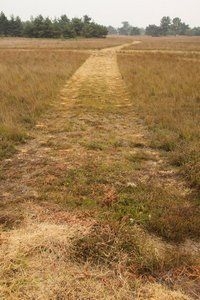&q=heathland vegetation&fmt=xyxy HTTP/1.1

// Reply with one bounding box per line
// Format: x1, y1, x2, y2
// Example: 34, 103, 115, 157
118, 45, 200, 191
0, 12, 108, 38
0, 49, 89, 159
0, 36, 135, 159
0, 35, 135, 50
122, 36, 200, 51
0, 35, 199, 299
